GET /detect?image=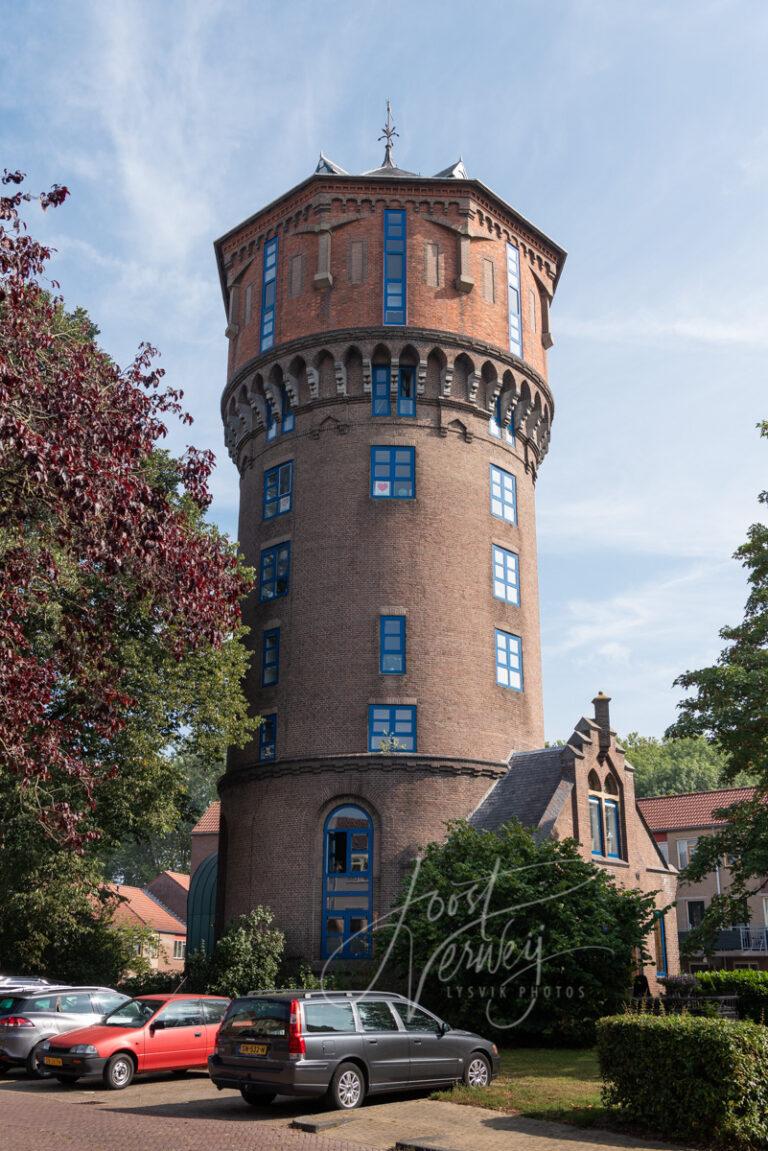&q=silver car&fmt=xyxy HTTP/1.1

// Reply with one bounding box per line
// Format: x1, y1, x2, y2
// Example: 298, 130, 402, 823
0, 986, 129, 1076
209, 990, 500, 1110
